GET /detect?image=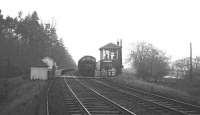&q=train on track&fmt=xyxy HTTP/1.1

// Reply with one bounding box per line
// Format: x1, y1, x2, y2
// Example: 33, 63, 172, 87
77, 41, 123, 77
78, 56, 96, 77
